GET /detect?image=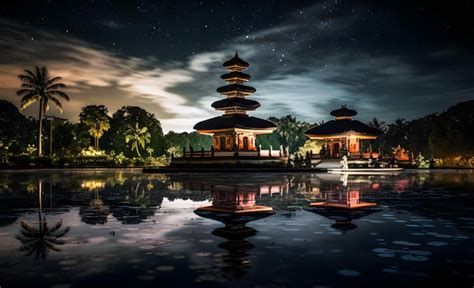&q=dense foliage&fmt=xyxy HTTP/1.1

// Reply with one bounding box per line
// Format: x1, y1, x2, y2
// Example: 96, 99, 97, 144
0, 99, 473, 167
